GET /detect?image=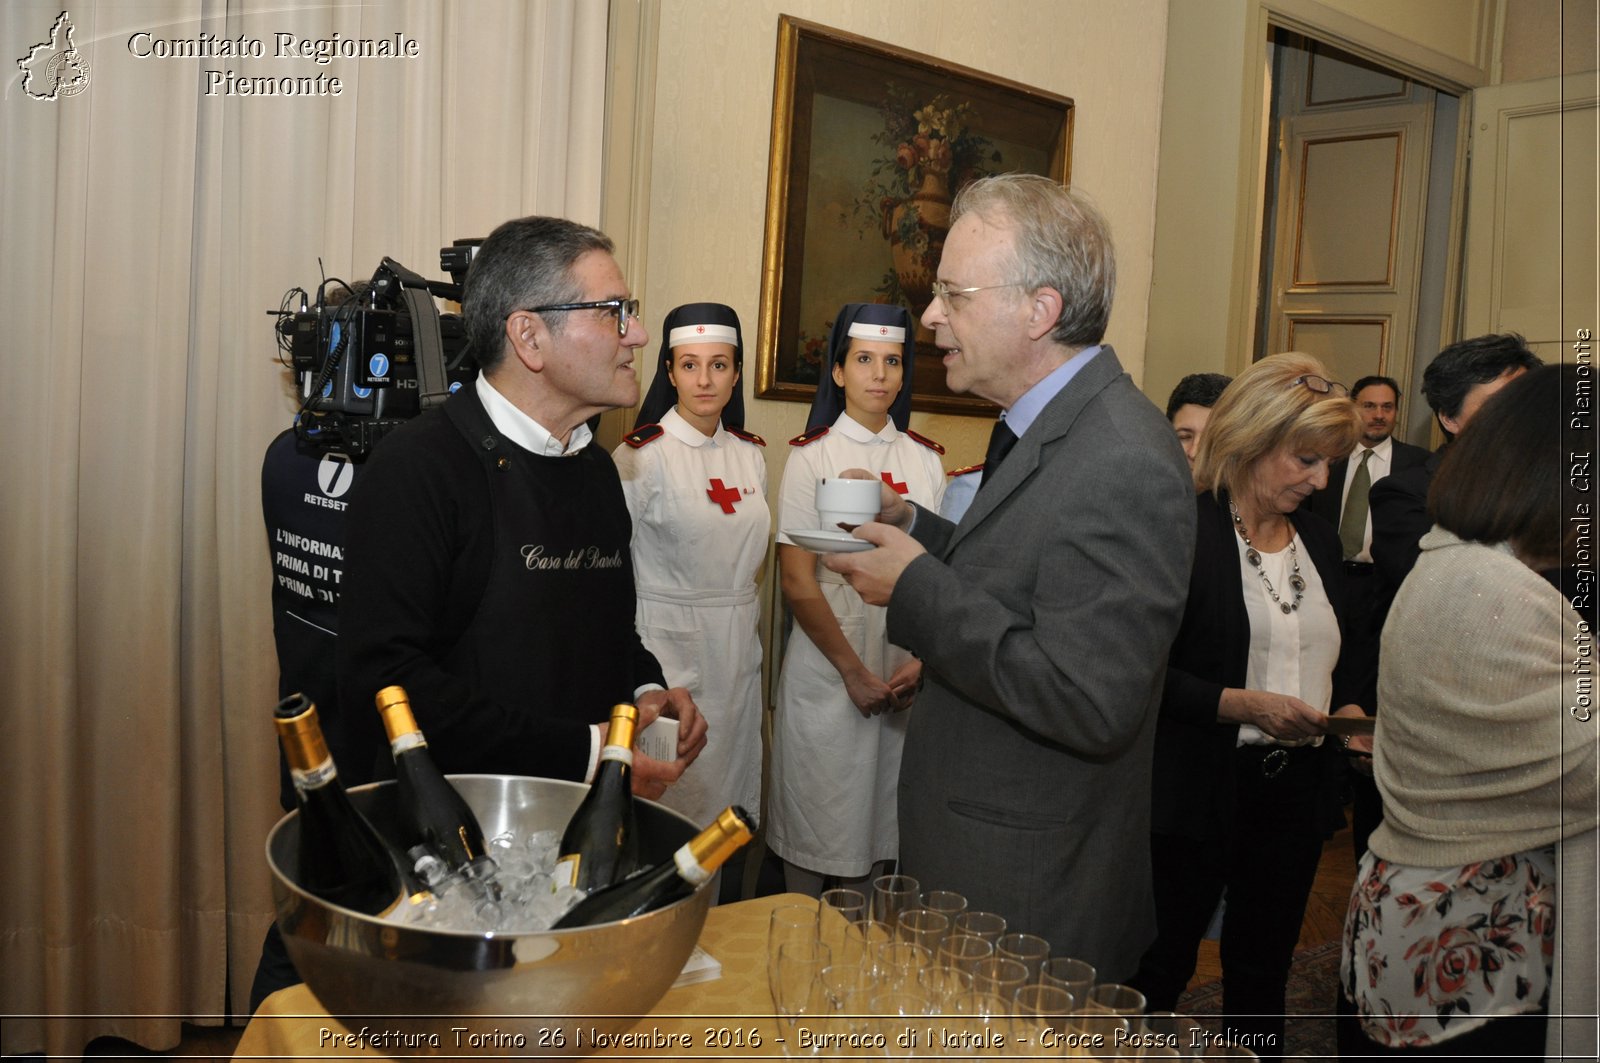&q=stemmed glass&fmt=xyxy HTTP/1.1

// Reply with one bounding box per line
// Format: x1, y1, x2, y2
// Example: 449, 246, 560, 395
871, 874, 921, 929
767, 903, 820, 1008
1086, 982, 1147, 1017
921, 889, 968, 919
953, 910, 1007, 945
818, 888, 865, 960
996, 931, 1050, 983
970, 956, 1028, 1000
1040, 956, 1096, 1001
1011, 984, 1075, 1057
772, 940, 831, 1055
937, 933, 994, 975
896, 907, 950, 954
